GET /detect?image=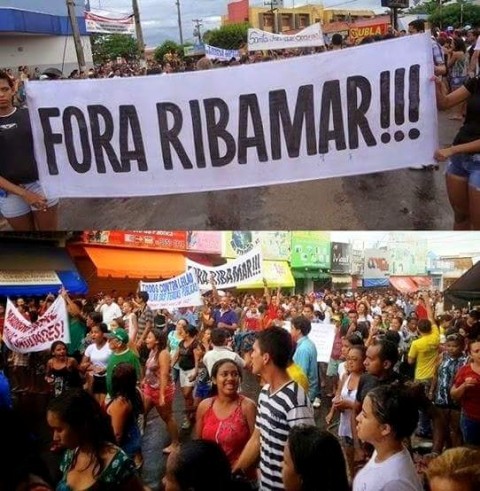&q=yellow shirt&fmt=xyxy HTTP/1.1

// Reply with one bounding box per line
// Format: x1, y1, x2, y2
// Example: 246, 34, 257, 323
287, 363, 309, 393
408, 324, 440, 381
